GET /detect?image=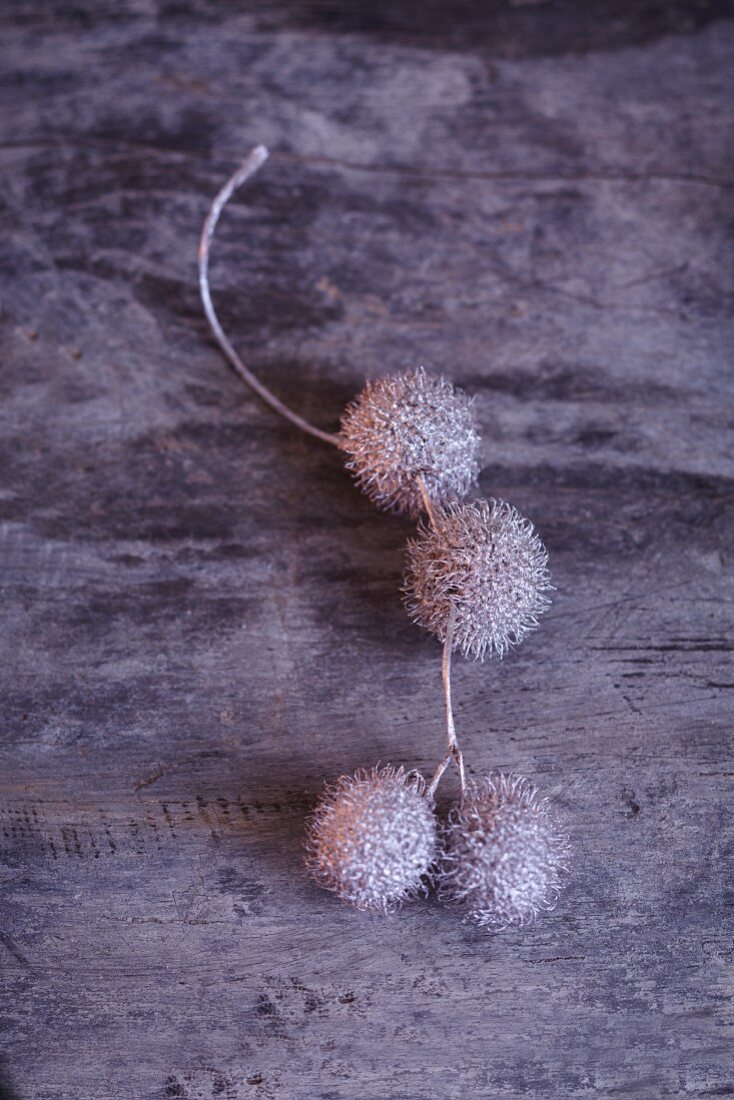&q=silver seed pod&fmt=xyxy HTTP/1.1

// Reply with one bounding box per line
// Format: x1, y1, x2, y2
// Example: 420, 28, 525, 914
339, 367, 480, 518
439, 773, 569, 930
404, 497, 552, 660
306, 765, 438, 913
